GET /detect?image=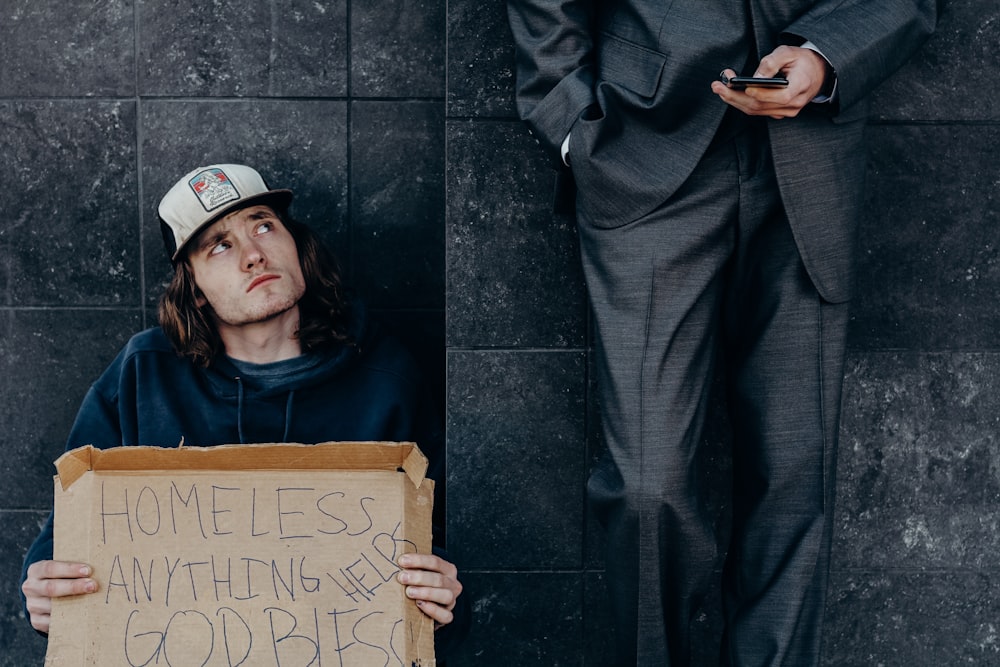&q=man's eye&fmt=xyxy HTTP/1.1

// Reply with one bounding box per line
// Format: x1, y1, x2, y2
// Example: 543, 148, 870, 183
209, 241, 231, 256
255, 221, 274, 235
